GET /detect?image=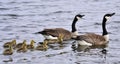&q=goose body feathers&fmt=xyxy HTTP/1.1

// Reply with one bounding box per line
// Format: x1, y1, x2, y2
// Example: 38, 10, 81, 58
76, 33, 108, 46
36, 14, 85, 40
75, 13, 115, 46
39, 28, 71, 40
